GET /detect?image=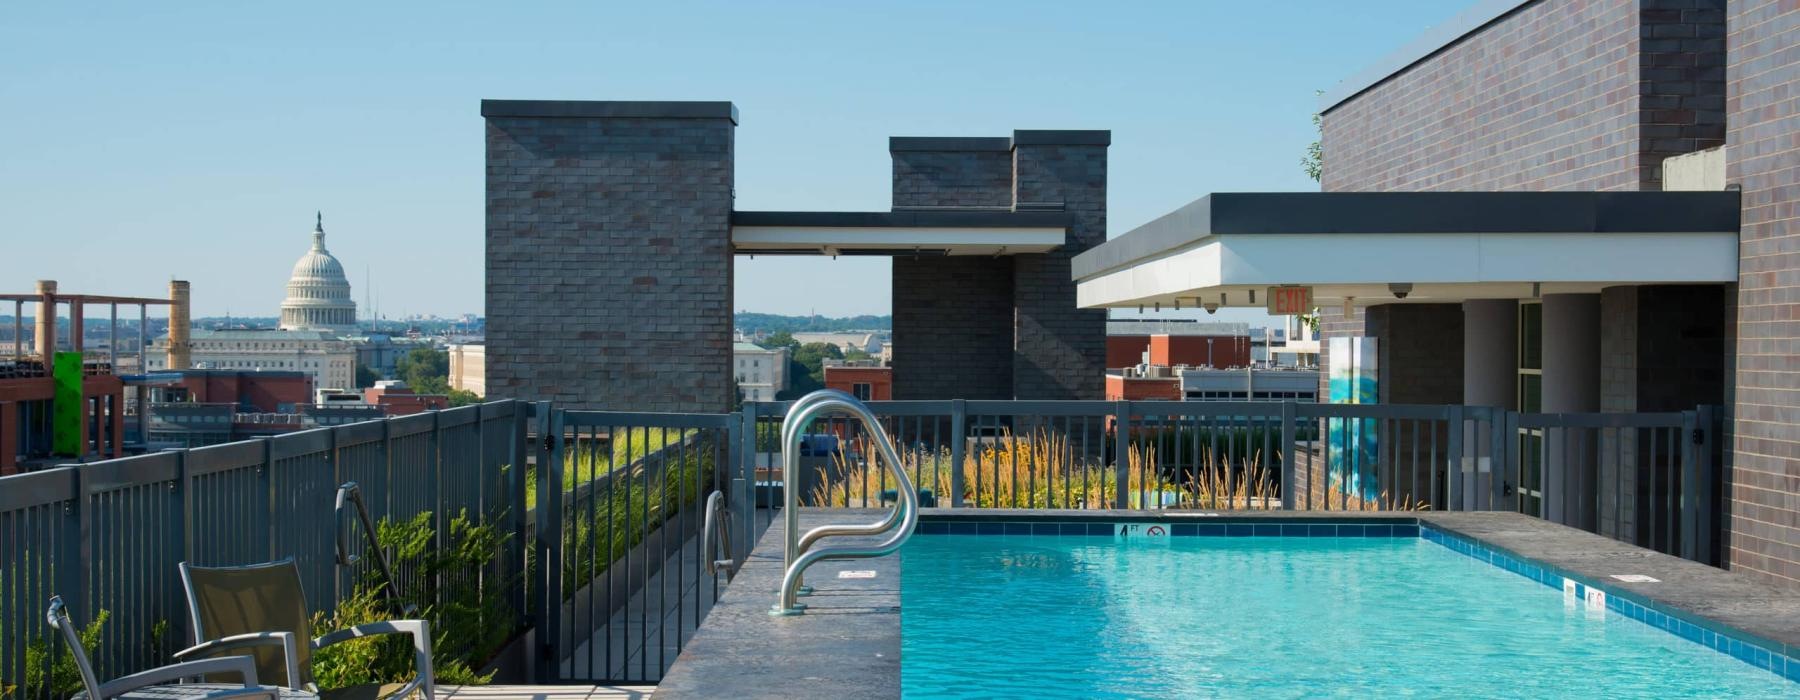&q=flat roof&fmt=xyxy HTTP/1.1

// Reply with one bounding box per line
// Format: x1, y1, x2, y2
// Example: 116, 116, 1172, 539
1075, 191, 1741, 281
1319, 0, 1536, 113
731, 210, 1069, 256
1072, 191, 1742, 311
888, 130, 1111, 152
480, 99, 740, 125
